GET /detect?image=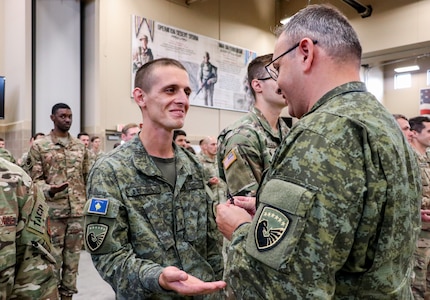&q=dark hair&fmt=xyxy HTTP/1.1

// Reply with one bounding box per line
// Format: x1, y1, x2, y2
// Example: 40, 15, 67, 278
393, 114, 408, 121
409, 116, 430, 133
247, 54, 273, 98
91, 136, 100, 142
32, 132, 45, 141
173, 129, 187, 141
77, 132, 89, 139
52, 103, 71, 115
134, 58, 187, 92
